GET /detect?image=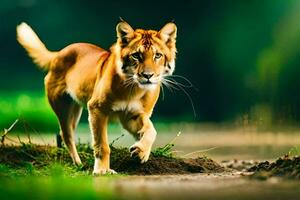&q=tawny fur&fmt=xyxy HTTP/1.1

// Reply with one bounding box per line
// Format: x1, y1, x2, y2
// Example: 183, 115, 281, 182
16, 21, 177, 175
